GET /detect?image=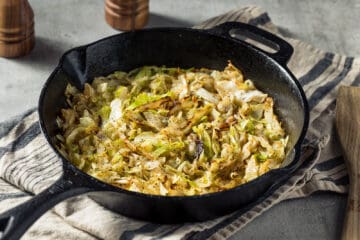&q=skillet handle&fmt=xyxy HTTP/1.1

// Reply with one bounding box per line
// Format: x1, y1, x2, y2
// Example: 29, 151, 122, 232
0, 174, 91, 240
207, 22, 293, 66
